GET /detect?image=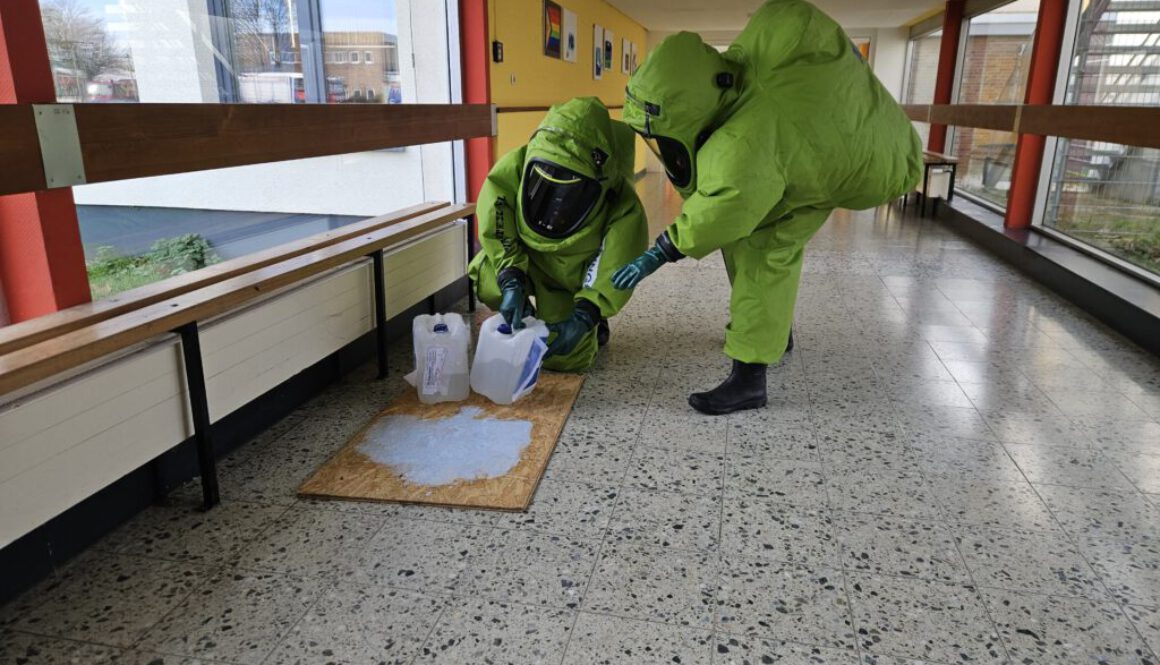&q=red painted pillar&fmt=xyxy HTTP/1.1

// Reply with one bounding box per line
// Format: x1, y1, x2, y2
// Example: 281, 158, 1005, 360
459, 0, 493, 204
1005, 0, 1068, 229
929, 0, 966, 154
0, 0, 89, 323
